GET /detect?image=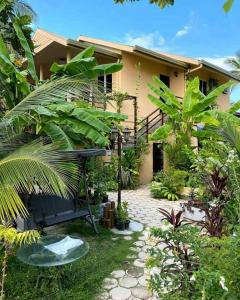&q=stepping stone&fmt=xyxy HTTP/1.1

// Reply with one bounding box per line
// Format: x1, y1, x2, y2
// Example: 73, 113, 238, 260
133, 259, 145, 268
111, 270, 126, 279
142, 245, 151, 252
130, 247, 141, 252
127, 254, 137, 259
111, 228, 133, 235
112, 237, 119, 241
124, 236, 133, 240
126, 267, 144, 278
131, 286, 152, 299
110, 287, 131, 300
96, 291, 110, 300
138, 252, 147, 260
119, 276, 138, 288
138, 236, 146, 241
103, 278, 118, 290
138, 275, 147, 287
129, 221, 144, 232
134, 241, 145, 247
